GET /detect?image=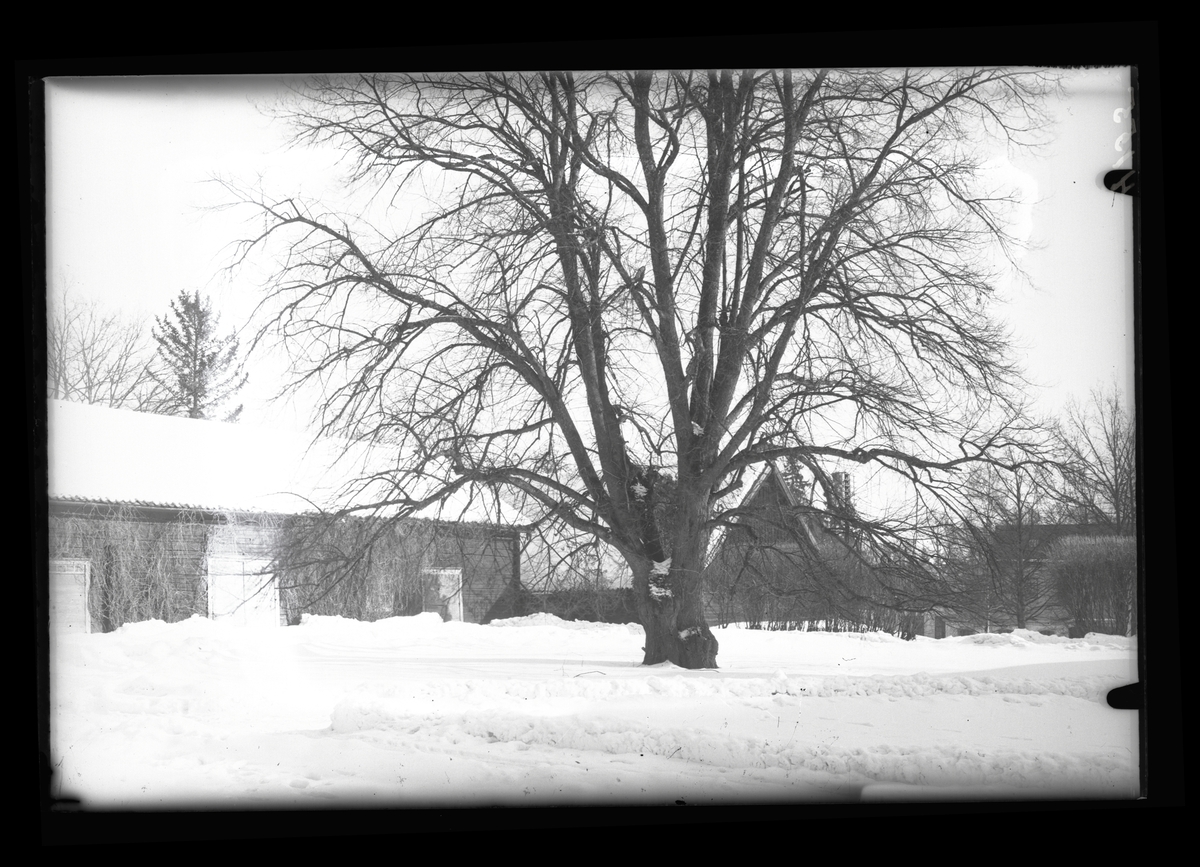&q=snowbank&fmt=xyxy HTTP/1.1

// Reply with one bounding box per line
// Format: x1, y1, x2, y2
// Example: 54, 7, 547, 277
50, 615, 1139, 807
486, 612, 644, 634
951, 628, 1135, 651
